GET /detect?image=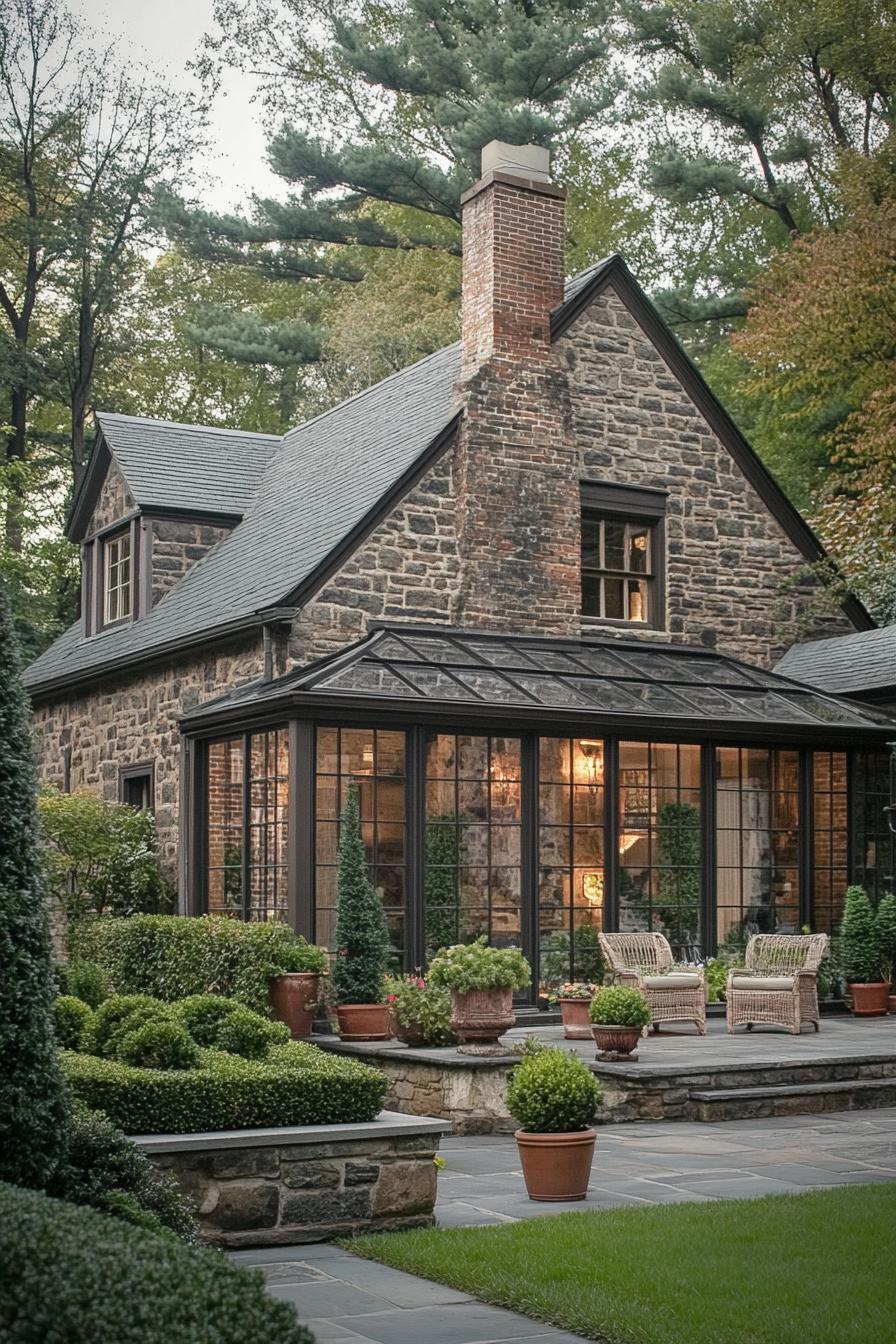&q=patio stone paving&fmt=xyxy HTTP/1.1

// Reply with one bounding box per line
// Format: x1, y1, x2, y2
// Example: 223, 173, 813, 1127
231, 1106, 896, 1343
